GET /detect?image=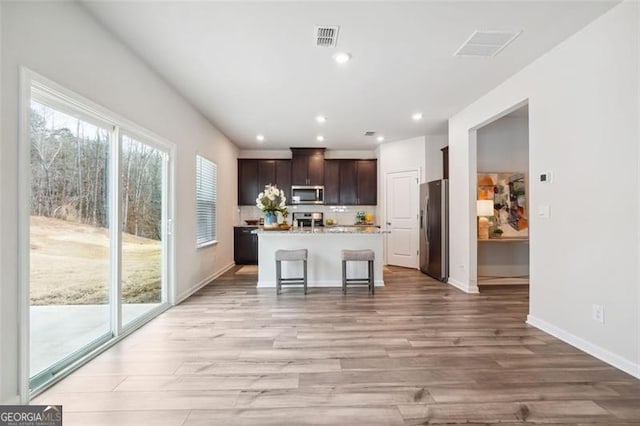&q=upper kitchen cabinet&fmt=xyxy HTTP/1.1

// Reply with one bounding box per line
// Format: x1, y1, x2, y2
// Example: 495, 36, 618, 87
238, 159, 258, 205
258, 160, 291, 196
323, 160, 340, 205
356, 160, 377, 205
238, 159, 291, 205
291, 148, 325, 185
324, 159, 378, 205
339, 160, 358, 205
275, 160, 292, 200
